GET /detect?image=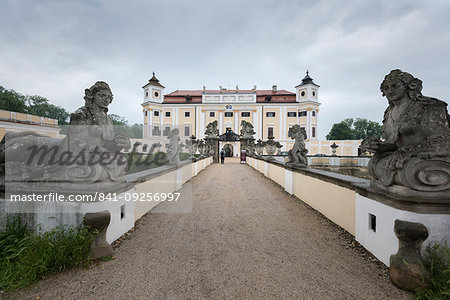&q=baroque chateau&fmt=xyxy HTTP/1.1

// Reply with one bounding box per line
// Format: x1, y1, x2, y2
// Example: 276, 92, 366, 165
141, 72, 360, 156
